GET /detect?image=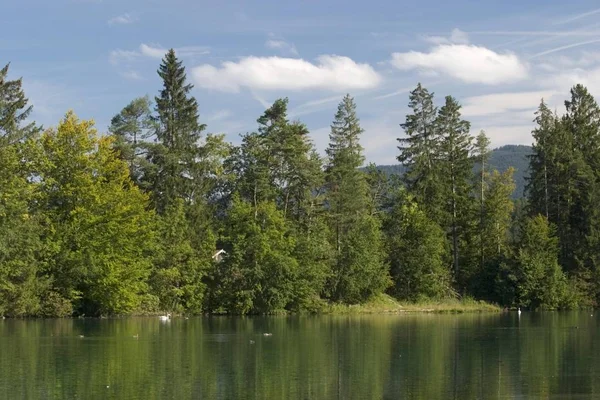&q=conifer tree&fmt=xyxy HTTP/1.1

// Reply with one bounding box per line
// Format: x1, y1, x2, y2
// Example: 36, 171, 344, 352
436, 95, 473, 278
109, 96, 155, 186
473, 130, 491, 271
219, 99, 331, 311
325, 95, 389, 303
0, 63, 46, 316
0, 63, 40, 147
528, 100, 554, 219
397, 83, 443, 223
151, 49, 206, 213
